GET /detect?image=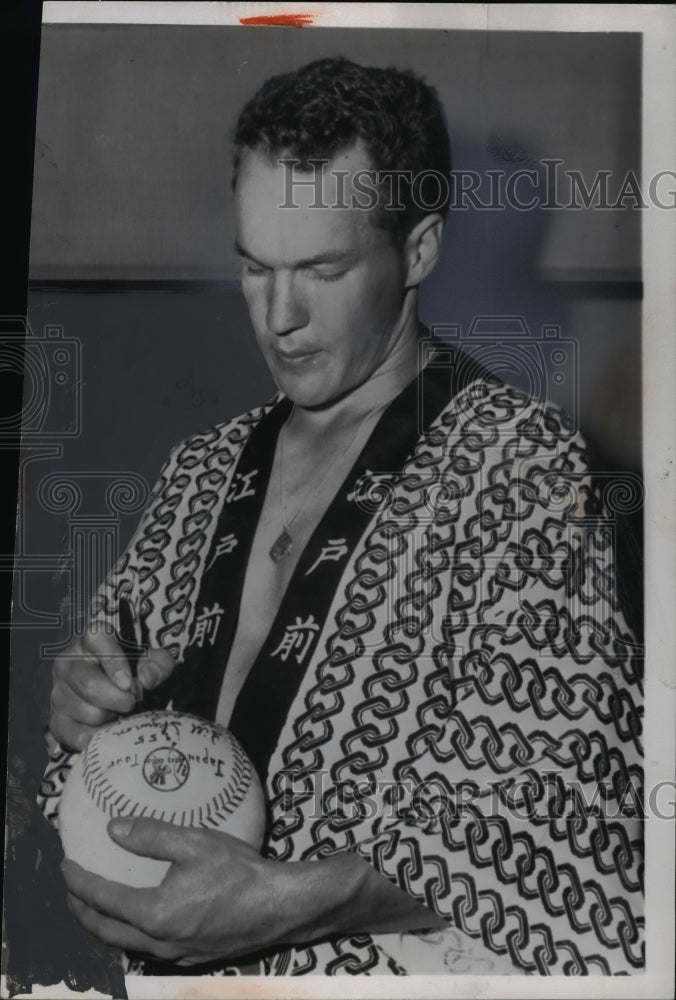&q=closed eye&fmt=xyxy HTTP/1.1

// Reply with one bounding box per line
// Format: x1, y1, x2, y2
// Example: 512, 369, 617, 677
304, 266, 350, 282
242, 260, 270, 277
